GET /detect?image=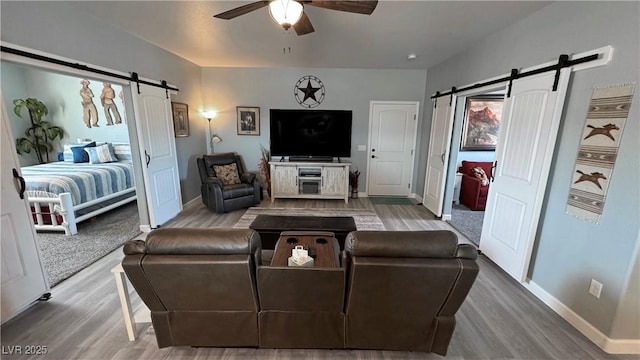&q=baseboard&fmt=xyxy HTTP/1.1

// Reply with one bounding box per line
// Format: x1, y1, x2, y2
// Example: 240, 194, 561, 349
139, 225, 152, 233
441, 213, 452, 221
183, 195, 202, 208
410, 192, 423, 202
524, 280, 640, 354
